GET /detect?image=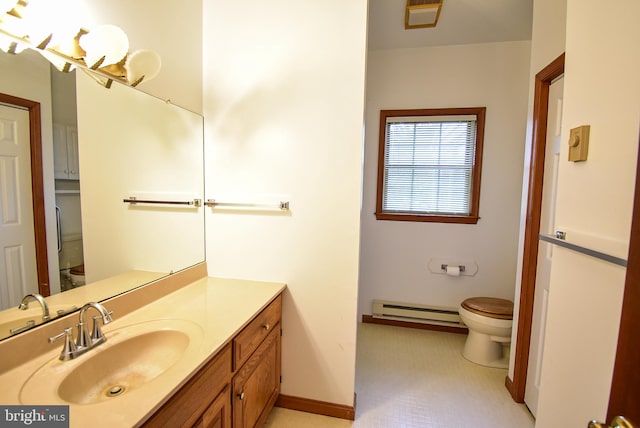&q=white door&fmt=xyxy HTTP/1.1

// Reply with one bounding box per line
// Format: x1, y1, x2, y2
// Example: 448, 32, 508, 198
524, 75, 564, 415
0, 103, 38, 310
